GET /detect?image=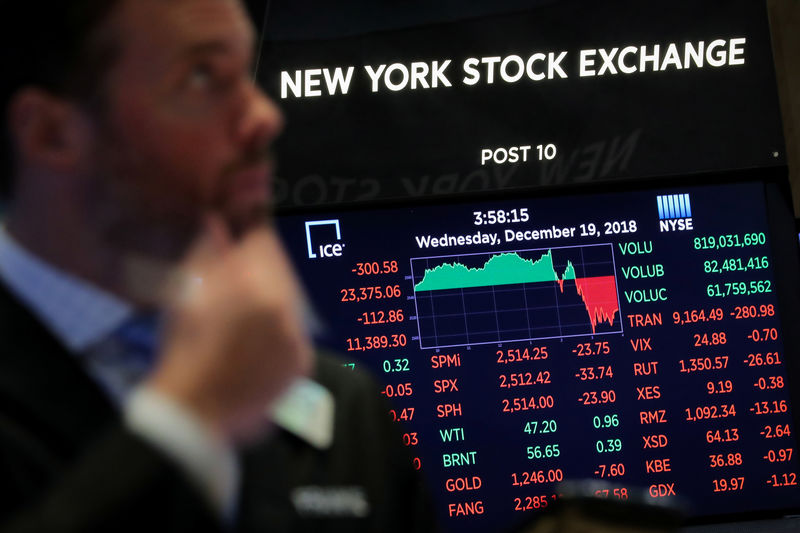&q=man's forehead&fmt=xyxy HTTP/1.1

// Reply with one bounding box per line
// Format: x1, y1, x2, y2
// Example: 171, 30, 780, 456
112, 0, 254, 62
